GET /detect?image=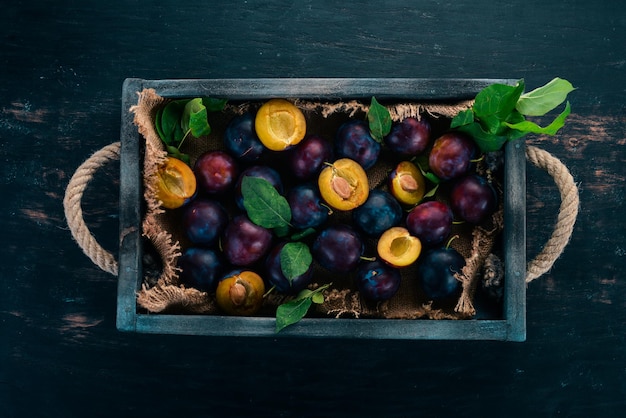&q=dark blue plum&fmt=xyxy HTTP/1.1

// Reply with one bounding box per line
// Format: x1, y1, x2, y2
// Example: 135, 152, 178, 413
335, 120, 381, 170
222, 214, 273, 266
223, 112, 265, 162
182, 198, 228, 246
288, 134, 333, 180
312, 224, 364, 273
352, 189, 403, 237
177, 248, 224, 292
450, 174, 497, 224
356, 260, 402, 301
234, 165, 284, 210
406, 201, 453, 247
288, 183, 330, 230
384, 117, 431, 156
417, 247, 465, 299
265, 242, 313, 295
